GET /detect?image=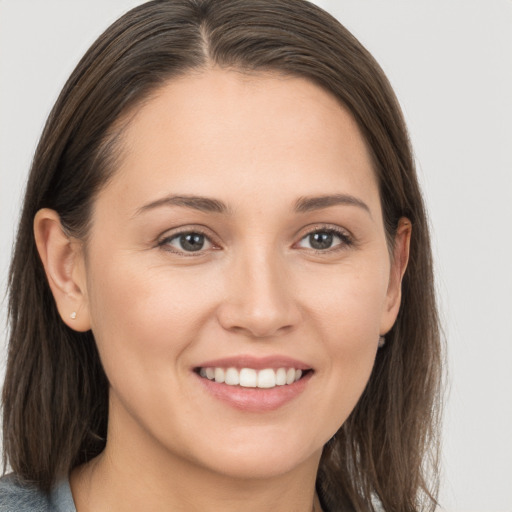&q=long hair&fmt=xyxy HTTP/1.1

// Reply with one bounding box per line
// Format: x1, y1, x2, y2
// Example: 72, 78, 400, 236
2, 1, 442, 510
